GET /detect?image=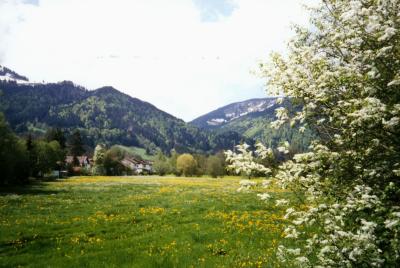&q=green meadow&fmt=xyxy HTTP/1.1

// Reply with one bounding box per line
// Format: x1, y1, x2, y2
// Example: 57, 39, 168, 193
0, 176, 298, 267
